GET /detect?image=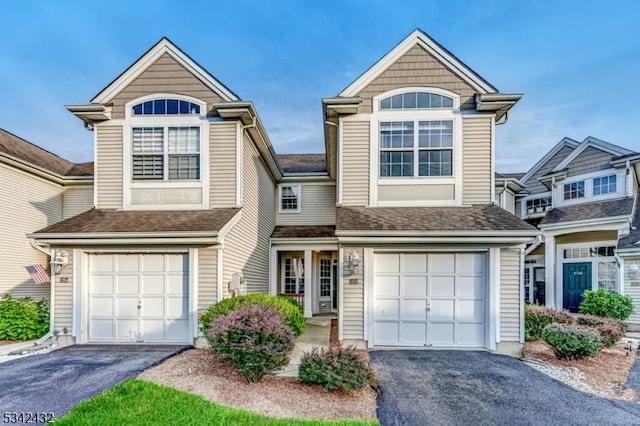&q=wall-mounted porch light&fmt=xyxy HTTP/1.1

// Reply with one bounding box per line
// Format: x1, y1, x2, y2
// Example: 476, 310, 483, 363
629, 262, 640, 280
50, 250, 69, 276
